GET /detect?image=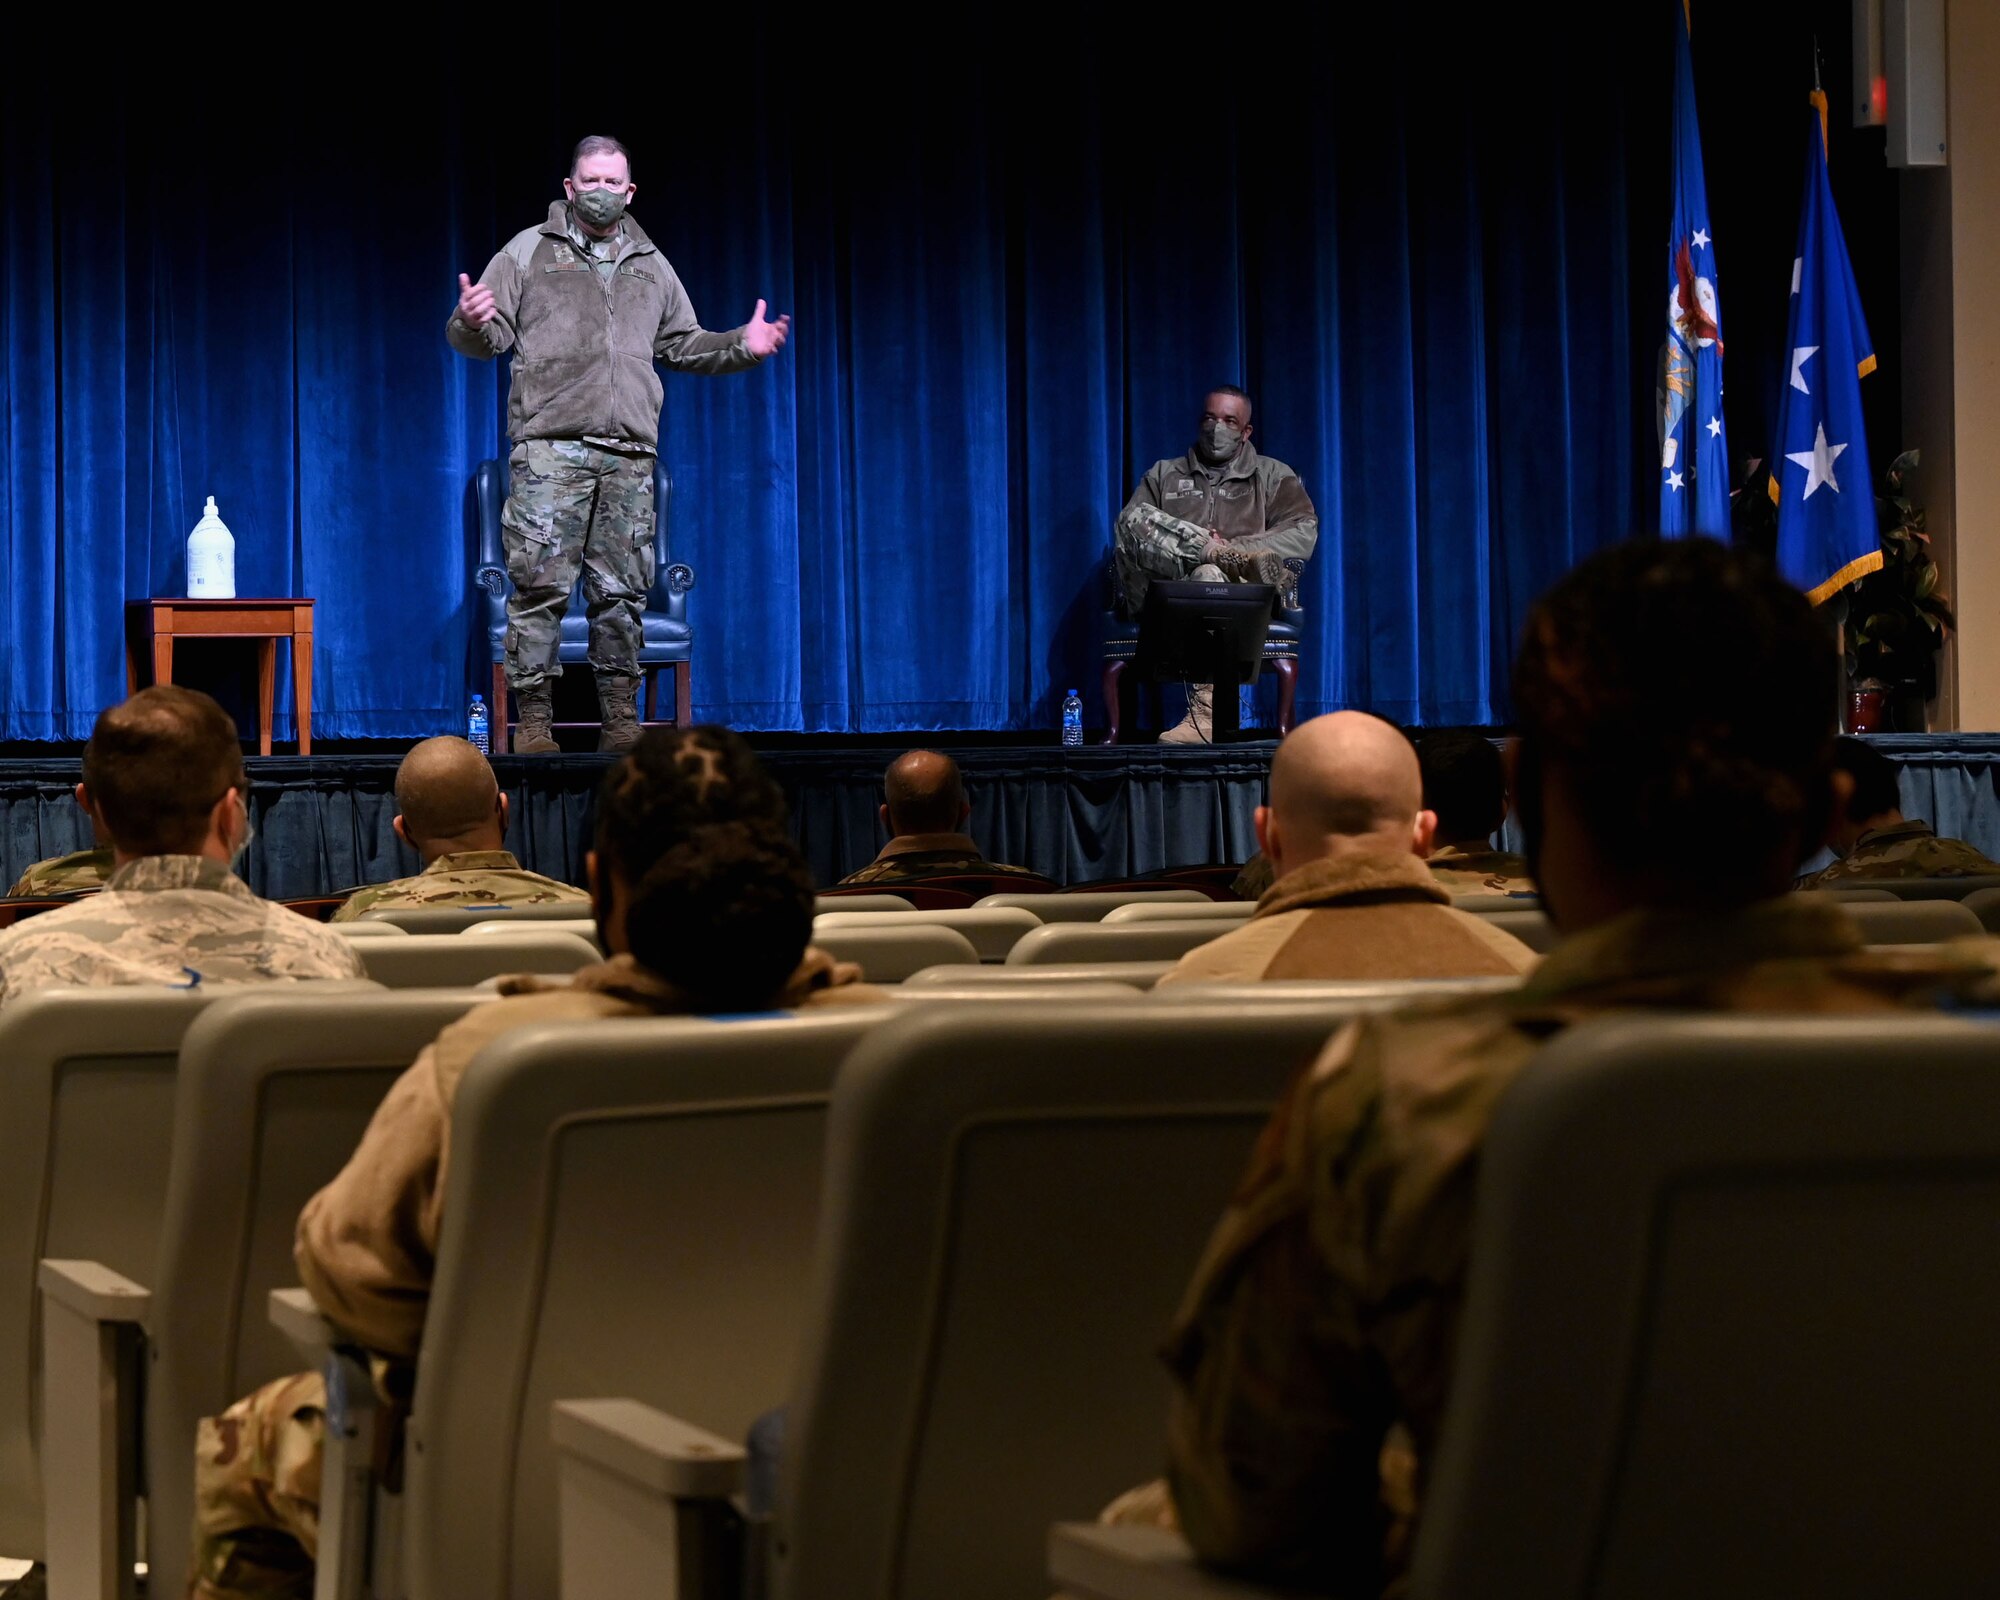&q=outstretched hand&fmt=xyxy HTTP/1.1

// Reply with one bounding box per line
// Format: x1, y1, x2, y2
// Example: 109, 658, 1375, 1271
745, 298, 791, 359
457, 273, 497, 328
